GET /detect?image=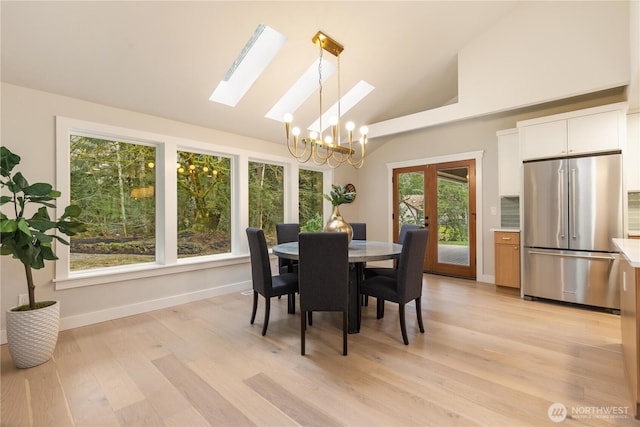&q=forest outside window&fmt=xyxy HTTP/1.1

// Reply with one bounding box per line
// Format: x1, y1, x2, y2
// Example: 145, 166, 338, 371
56, 116, 333, 288
177, 151, 231, 258
70, 135, 157, 271
248, 161, 284, 246
299, 168, 324, 232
